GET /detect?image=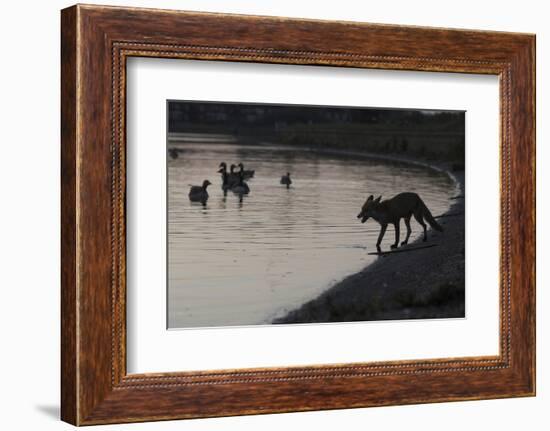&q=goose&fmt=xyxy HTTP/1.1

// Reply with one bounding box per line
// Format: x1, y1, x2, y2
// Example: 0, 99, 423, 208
231, 167, 250, 195
237, 162, 255, 179
218, 162, 240, 190
280, 172, 292, 189
188, 180, 211, 202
